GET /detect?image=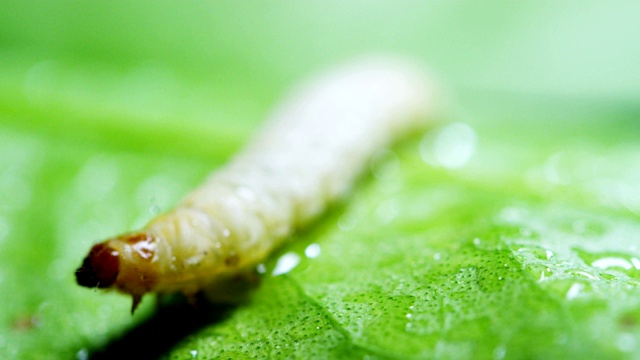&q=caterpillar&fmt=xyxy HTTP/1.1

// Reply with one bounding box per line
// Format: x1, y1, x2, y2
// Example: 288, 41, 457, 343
75, 56, 439, 312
